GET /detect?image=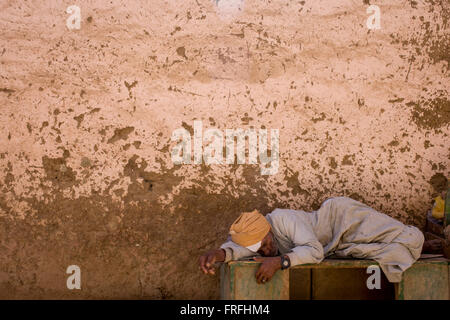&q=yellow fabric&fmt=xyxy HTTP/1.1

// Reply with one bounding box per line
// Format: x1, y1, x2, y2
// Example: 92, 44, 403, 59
432, 196, 445, 219
229, 210, 271, 247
